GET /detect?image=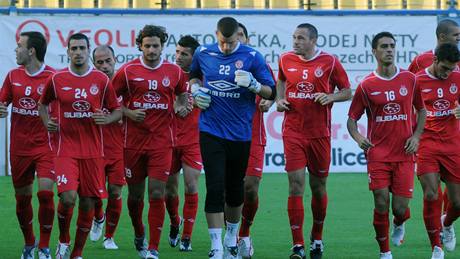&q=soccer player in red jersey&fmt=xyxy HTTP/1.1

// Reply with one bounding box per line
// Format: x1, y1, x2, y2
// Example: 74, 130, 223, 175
416, 43, 460, 259
409, 19, 460, 74
348, 32, 426, 259
165, 35, 201, 252
89, 45, 126, 250
0, 31, 55, 259
112, 25, 189, 259
408, 19, 460, 217
39, 33, 121, 259
235, 22, 275, 259
276, 23, 351, 259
